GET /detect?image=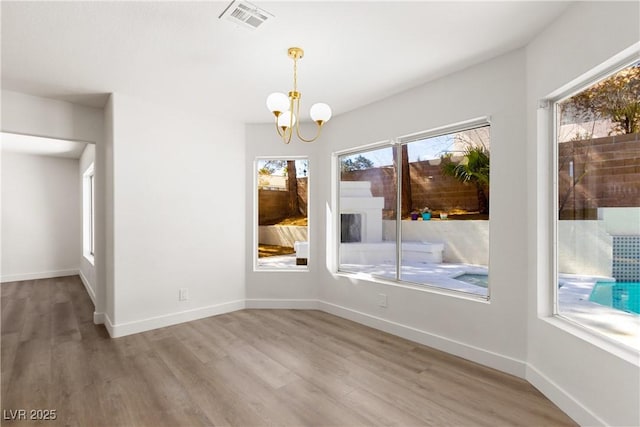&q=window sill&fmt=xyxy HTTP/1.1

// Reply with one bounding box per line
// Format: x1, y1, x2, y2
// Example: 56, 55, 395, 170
333, 270, 490, 304
543, 315, 639, 366
83, 253, 95, 266
254, 265, 310, 273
